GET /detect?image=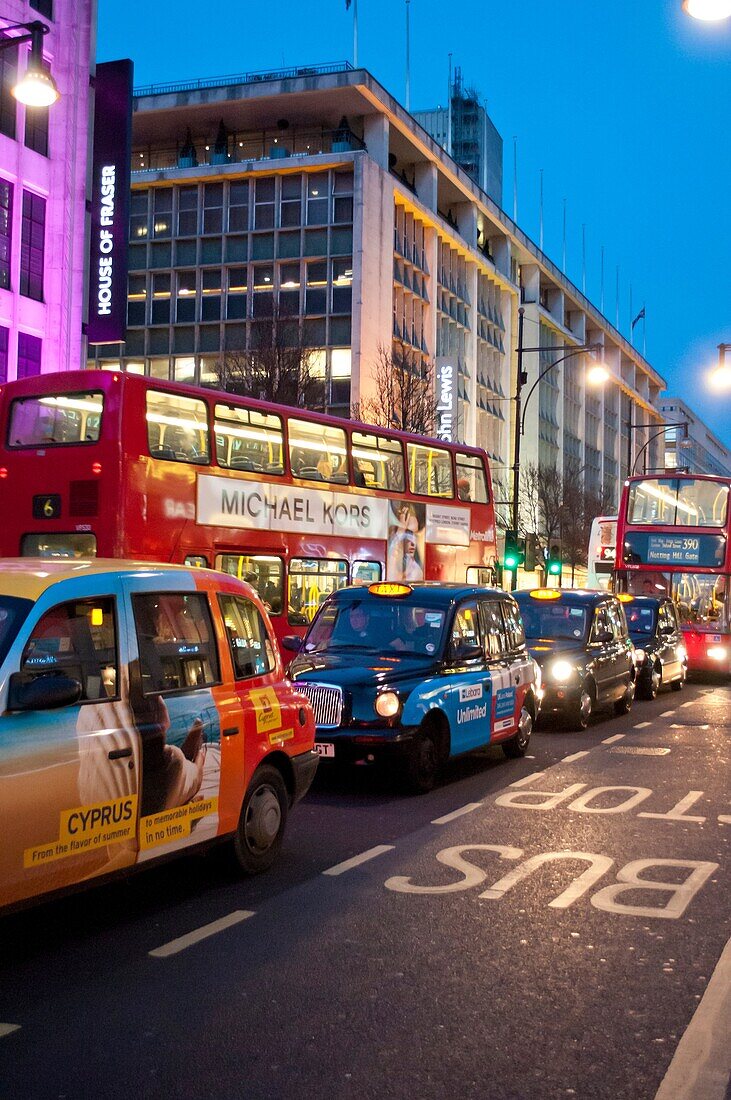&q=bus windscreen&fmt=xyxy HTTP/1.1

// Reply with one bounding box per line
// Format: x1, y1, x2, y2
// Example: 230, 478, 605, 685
627, 478, 729, 528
